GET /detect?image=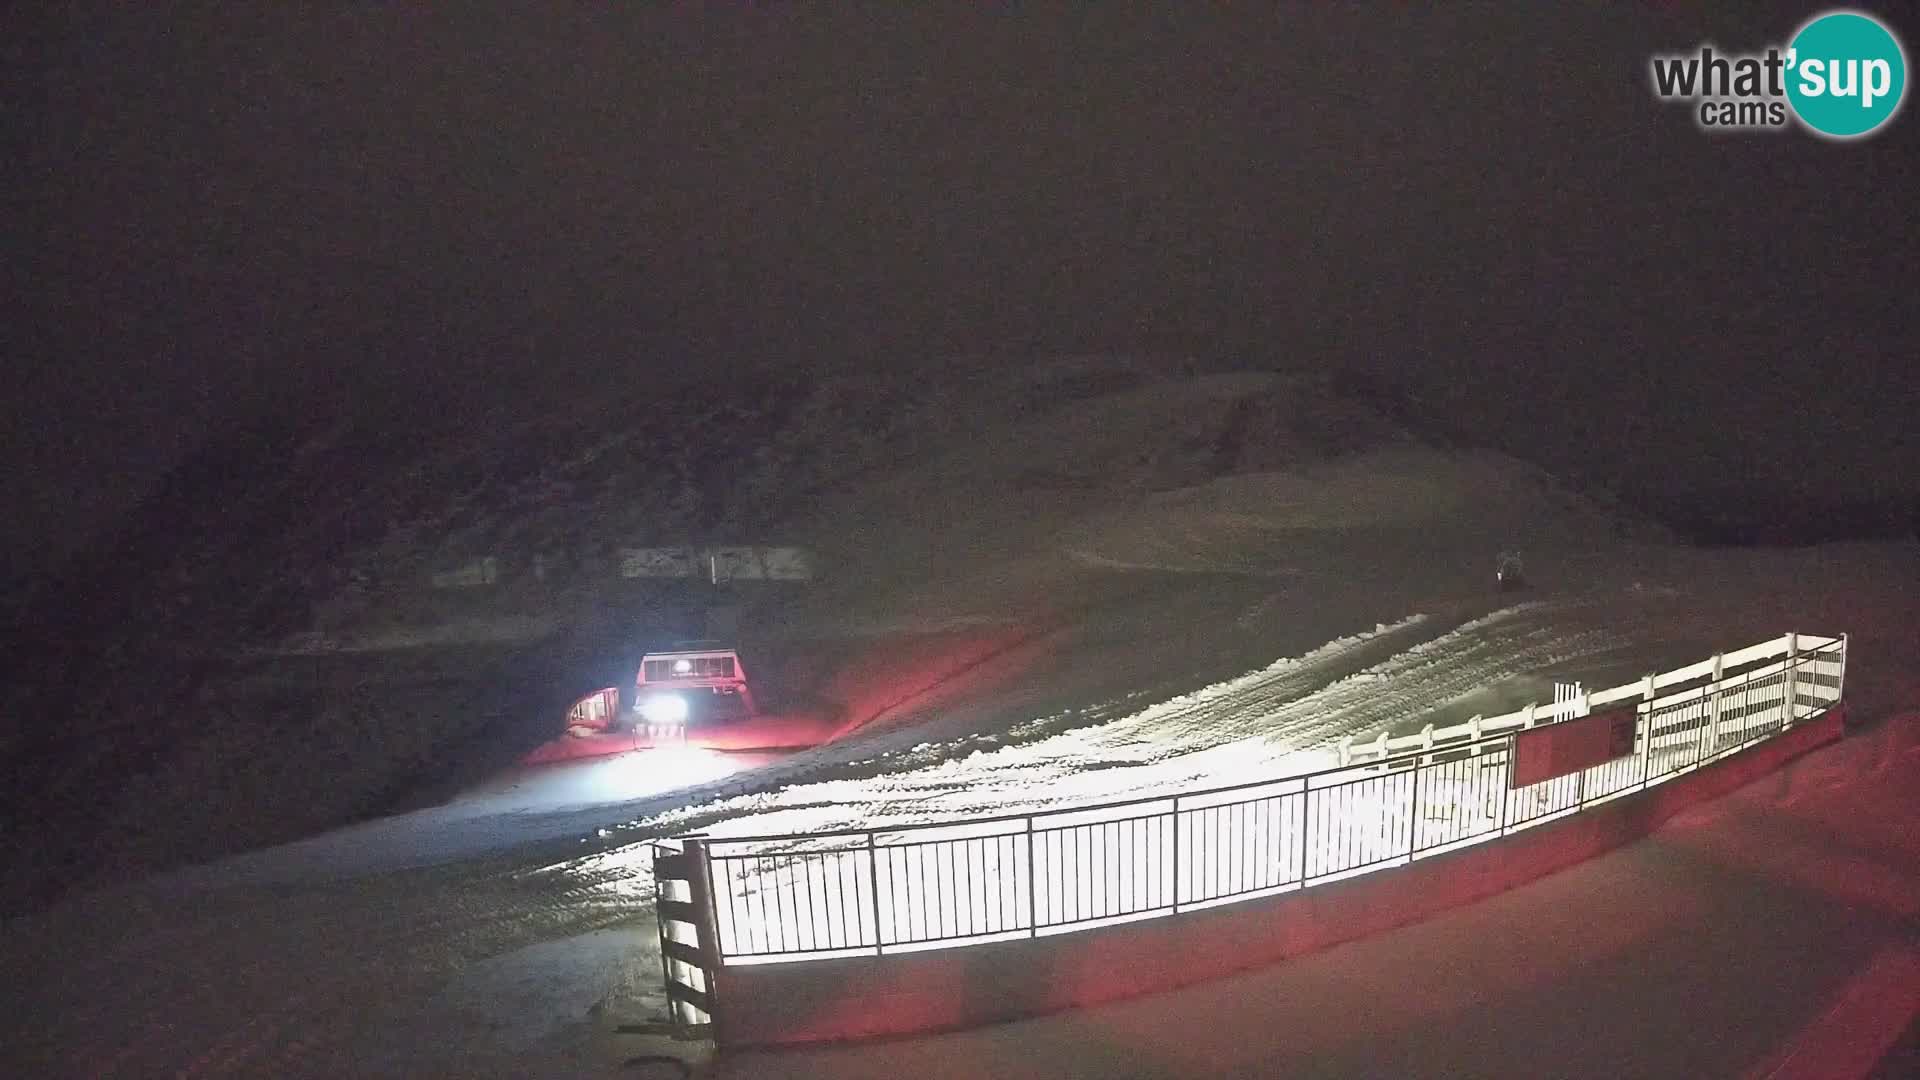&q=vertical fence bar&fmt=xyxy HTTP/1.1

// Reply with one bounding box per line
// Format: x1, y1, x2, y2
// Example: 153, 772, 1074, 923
1838, 633, 1849, 704
1497, 736, 1512, 834
864, 832, 883, 954
1025, 817, 1038, 936
1637, 678, 1654, 786
1302, 785, 1316, 880
1159, 808, 1173, 911
1707, 652, 1726, 753
1409, 755, 1423, 856
1302, 790, 1314, 880
687, 837, 718, 958
684, 837, 724, 1038
1171, 796, 1183, 911
1782, 632, 1798, 729
652, 843, 681, 1024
